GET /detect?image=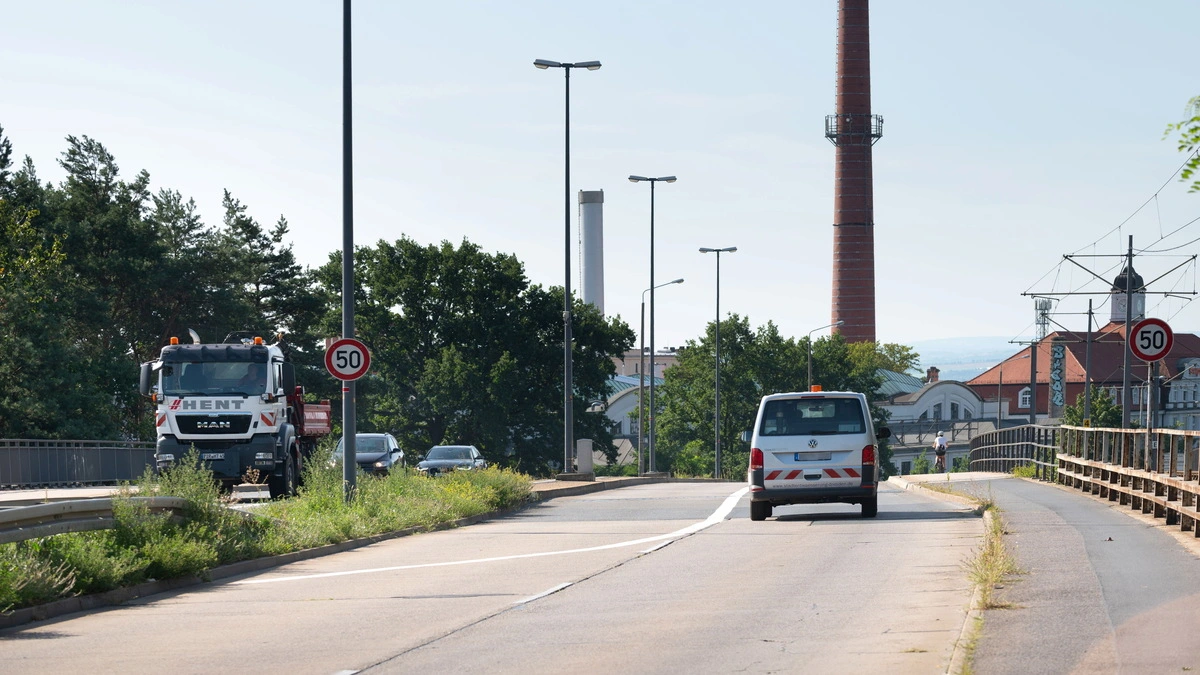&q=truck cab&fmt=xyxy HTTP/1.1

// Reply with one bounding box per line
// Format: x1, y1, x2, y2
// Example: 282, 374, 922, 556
140, 333, 331, 498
